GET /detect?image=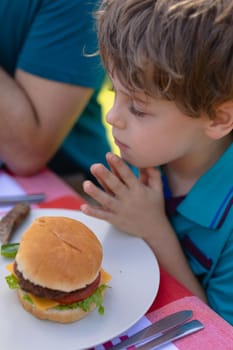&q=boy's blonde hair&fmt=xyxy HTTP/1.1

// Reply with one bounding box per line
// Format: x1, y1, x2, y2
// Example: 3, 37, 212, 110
97, 0, 233, 118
